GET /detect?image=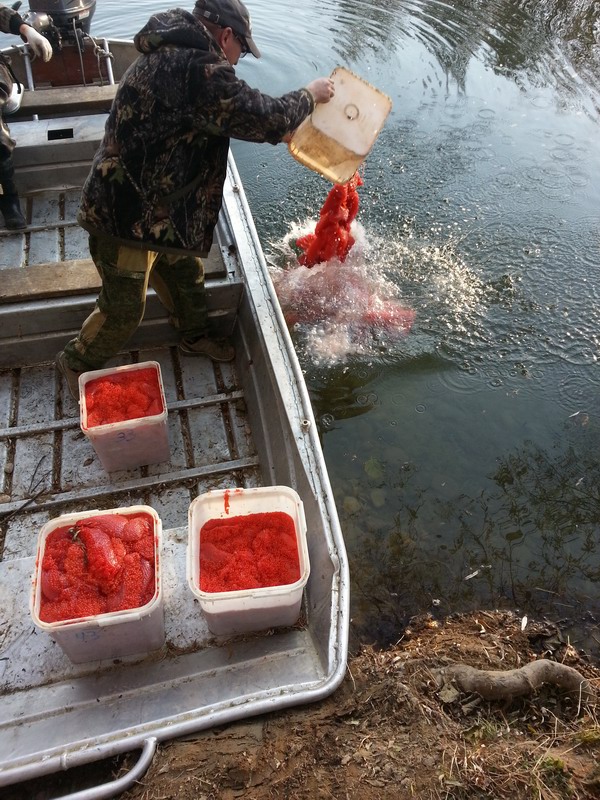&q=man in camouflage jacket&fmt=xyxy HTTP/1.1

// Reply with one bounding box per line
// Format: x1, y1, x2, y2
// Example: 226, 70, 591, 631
0, 2, 52, 228
57, 0, 334, 398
